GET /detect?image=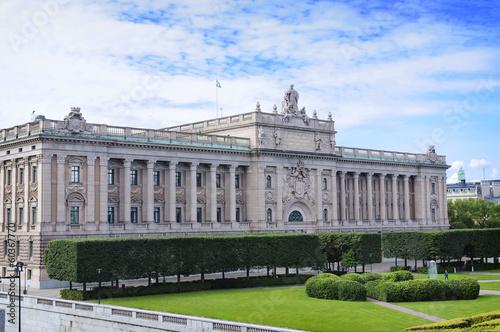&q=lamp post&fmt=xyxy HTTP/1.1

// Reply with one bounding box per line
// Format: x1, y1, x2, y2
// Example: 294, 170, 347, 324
96, 269, 102, 305
15, 261, 24, 332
